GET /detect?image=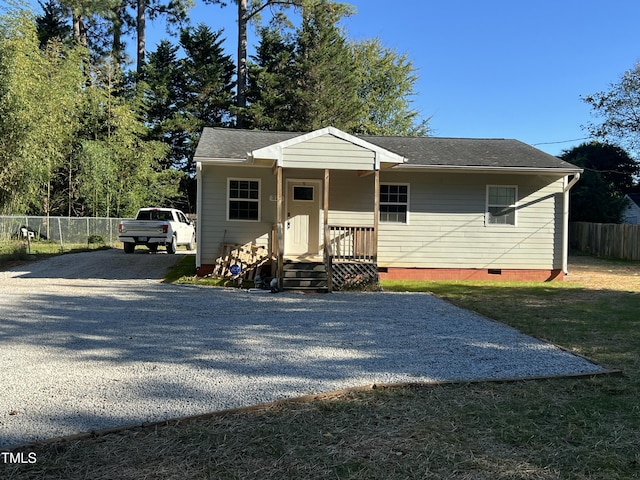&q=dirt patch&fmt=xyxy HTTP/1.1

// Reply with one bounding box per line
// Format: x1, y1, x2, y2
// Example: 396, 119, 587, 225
566, 254, 640, 292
